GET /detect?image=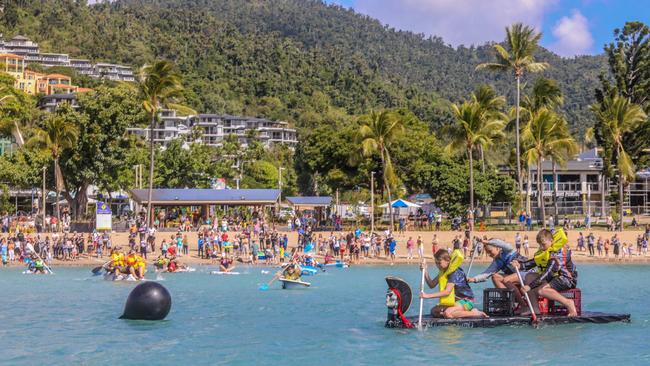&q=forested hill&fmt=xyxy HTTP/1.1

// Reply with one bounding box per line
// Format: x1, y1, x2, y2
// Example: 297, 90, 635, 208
1, 0, 607, 132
